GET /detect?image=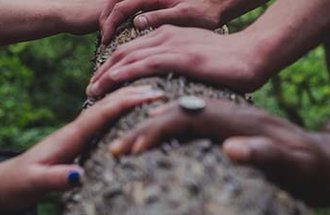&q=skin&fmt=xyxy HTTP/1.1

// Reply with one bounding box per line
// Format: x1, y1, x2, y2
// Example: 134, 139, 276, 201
100, 0, 269, 44
109, 99, 330, 207
0, 0, 107, 46
0, 86, 164, 213
87, 0, 330, 97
